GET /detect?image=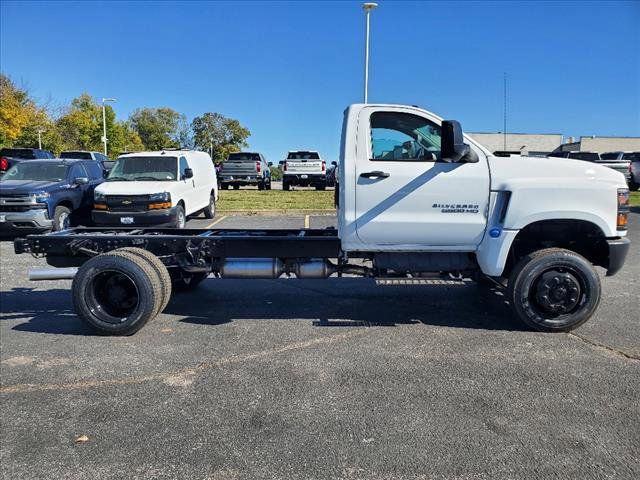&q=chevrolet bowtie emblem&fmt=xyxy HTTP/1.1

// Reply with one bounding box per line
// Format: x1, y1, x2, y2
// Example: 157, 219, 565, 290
122, 200, 132, 205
